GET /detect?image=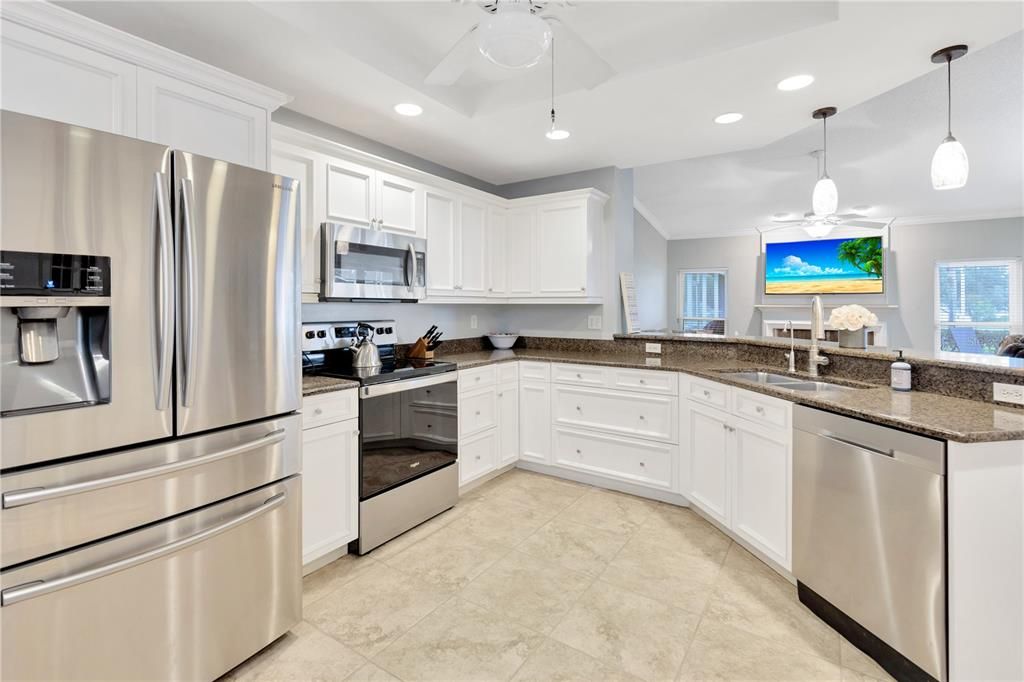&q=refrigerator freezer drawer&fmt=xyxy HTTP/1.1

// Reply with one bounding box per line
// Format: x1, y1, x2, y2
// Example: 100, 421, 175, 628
1, 476, 301, 682
1, 414, 300, 568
